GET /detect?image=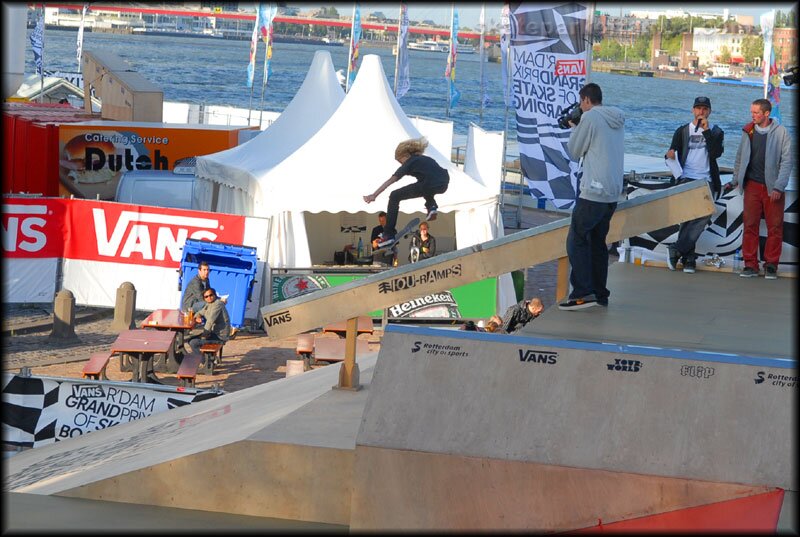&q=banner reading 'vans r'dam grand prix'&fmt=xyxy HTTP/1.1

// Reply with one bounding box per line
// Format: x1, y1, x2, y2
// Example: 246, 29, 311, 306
510, 2, 590, 209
